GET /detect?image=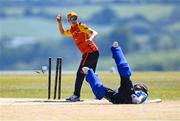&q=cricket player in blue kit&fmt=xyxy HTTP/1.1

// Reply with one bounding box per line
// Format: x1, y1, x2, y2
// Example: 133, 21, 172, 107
82, 41, 148, 104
